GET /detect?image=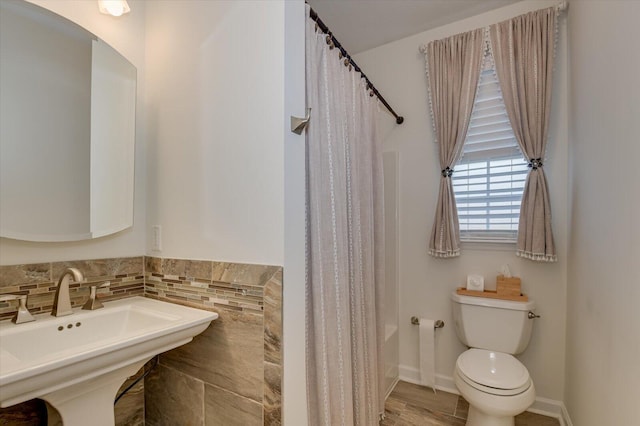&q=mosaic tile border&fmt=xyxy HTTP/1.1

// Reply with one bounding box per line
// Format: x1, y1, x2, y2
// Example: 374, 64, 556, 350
0, 257, 144, 321
144, 256, 280, 315
0, 256, 280, 319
